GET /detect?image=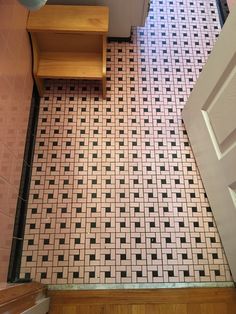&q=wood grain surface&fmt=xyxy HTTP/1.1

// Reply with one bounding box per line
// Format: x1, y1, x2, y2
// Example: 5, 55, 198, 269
48, 287, 236, 314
